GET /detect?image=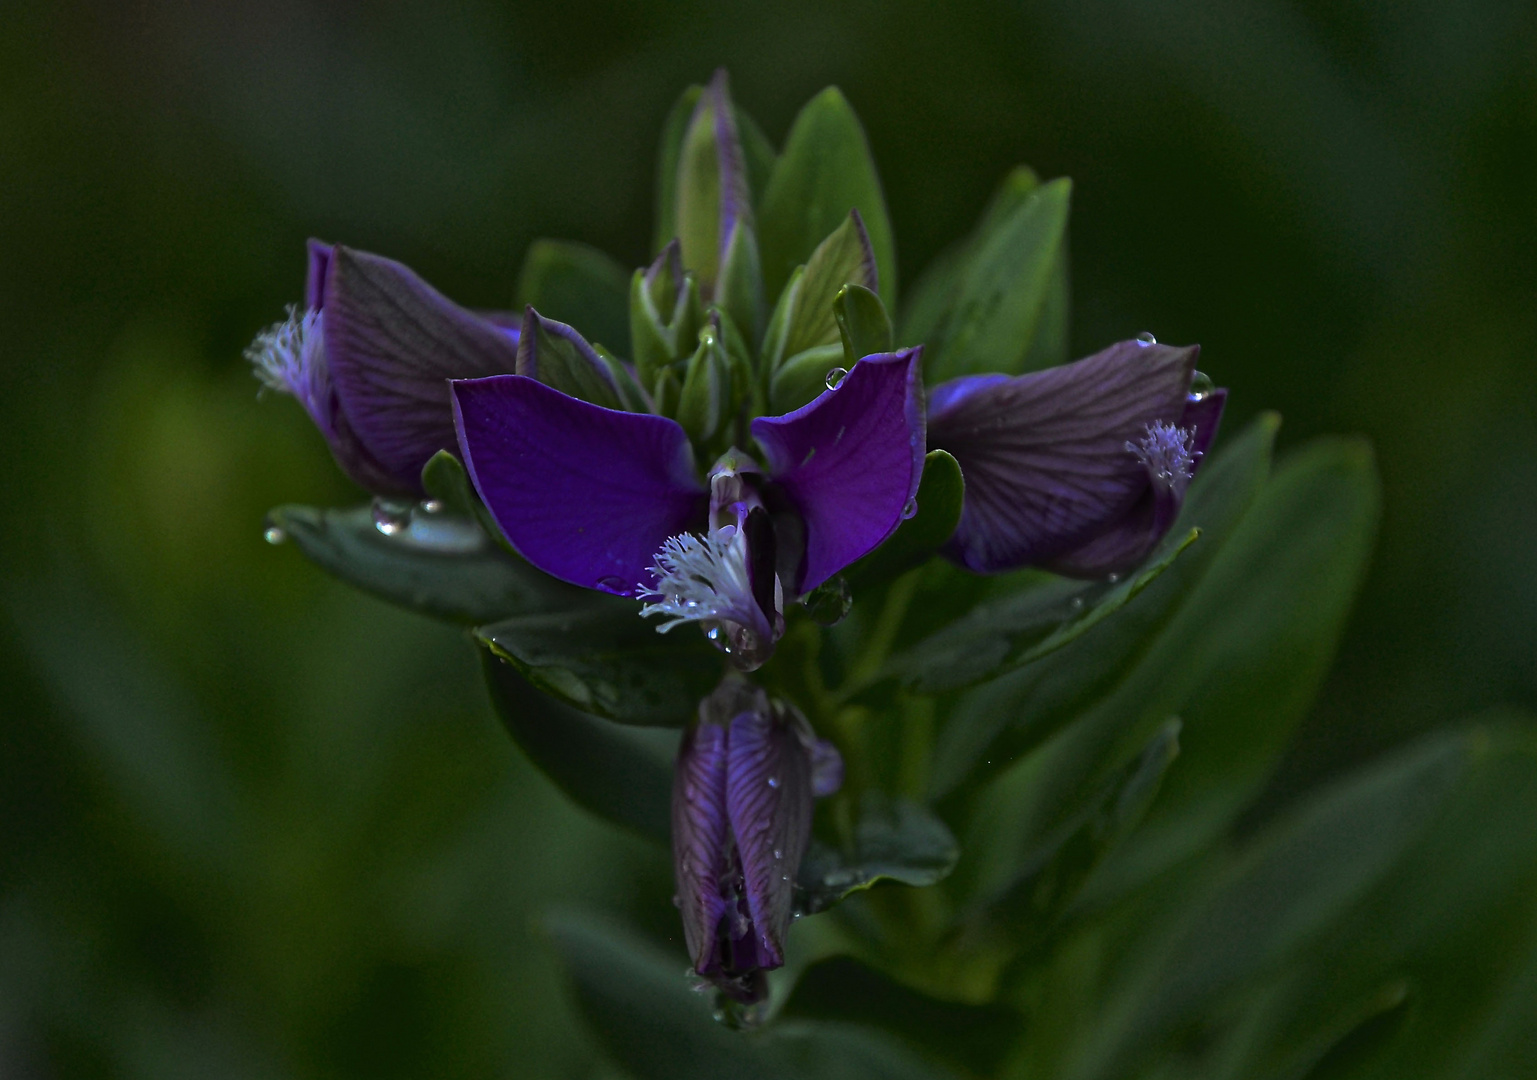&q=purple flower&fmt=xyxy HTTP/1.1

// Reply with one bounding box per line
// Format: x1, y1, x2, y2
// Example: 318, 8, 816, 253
247, 241, 523, 495
451, 347, 925, 669
927, 338, 1227, 577
672, 677, 842, 1005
